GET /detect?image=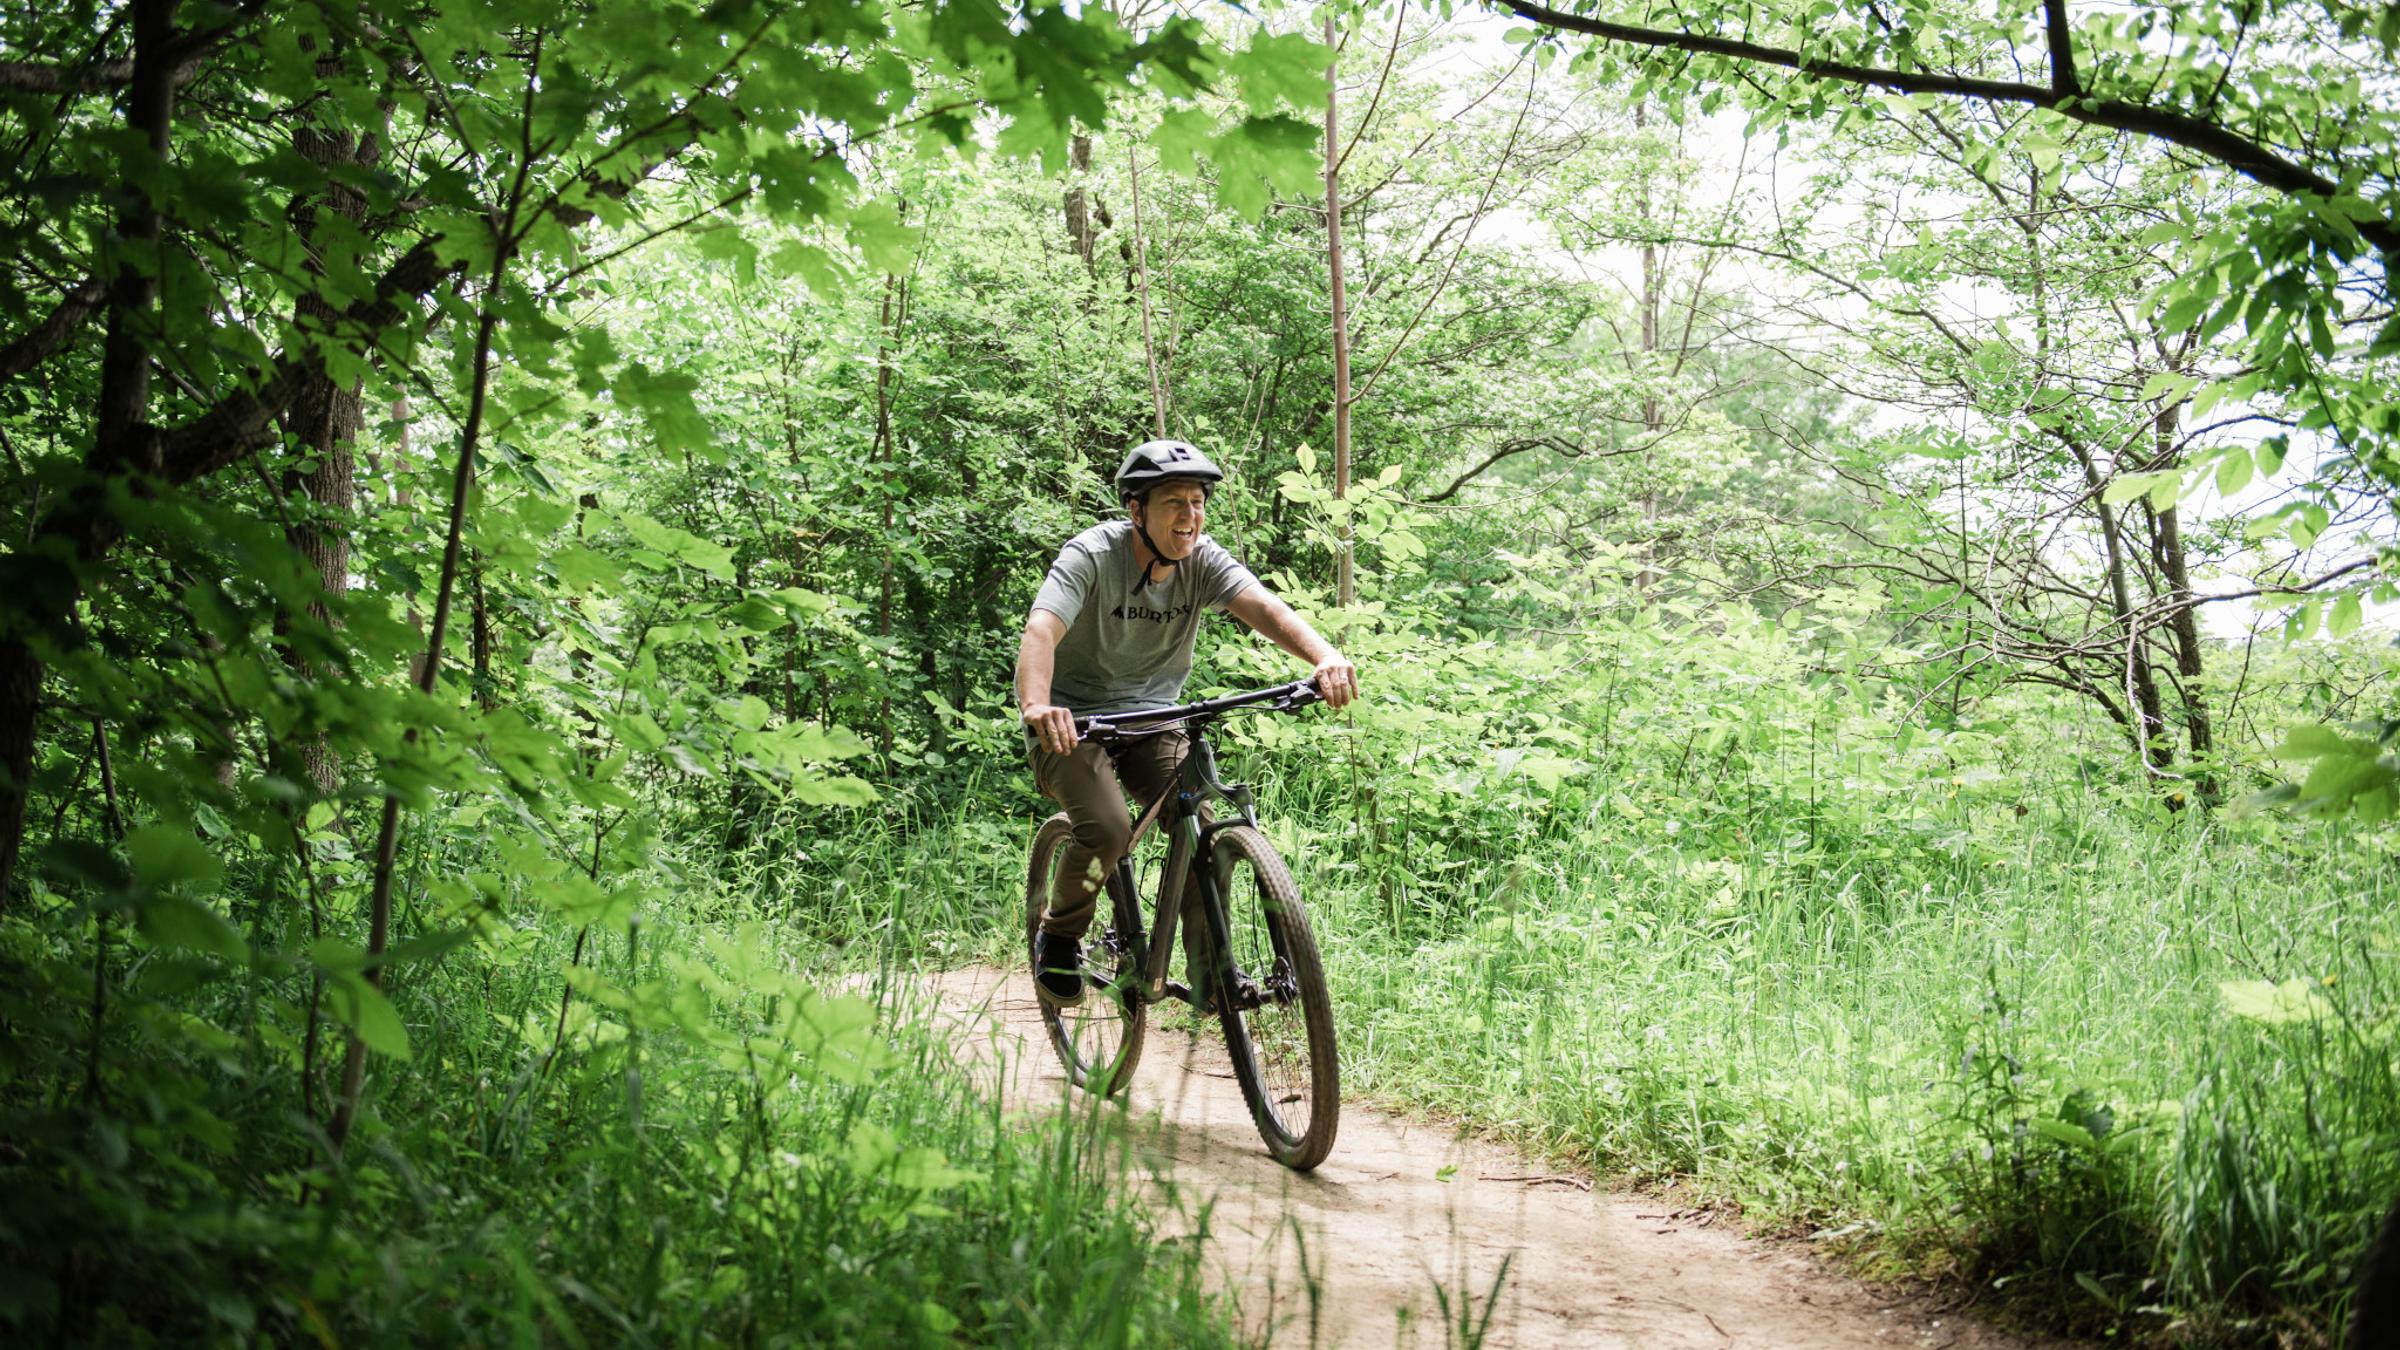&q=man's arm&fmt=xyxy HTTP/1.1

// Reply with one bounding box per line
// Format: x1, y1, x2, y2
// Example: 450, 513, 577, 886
1224, 587, 1358, 709
1016, 609, 1080, 753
